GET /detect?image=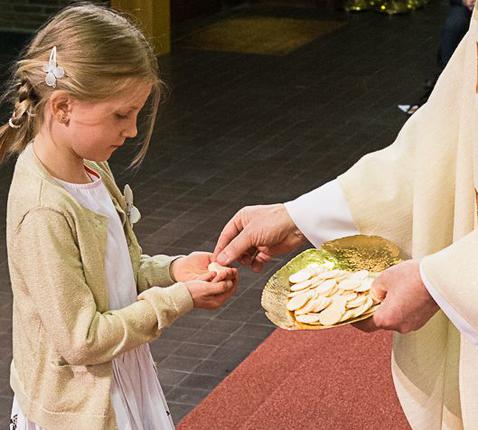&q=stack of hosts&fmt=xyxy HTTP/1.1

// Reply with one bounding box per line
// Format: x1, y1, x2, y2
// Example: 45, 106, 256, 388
2, 4, 239, 430
214, 7, 478, 430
